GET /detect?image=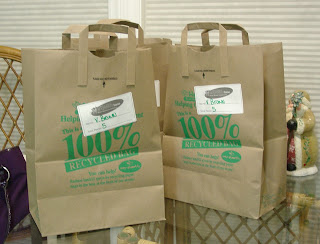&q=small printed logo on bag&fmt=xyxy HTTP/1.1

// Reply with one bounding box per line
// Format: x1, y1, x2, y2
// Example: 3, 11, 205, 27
72, 101, 85, 115
205, 87, 233, 99
91, 99, 124, 116
221, 150, 241, 163
119, 160, 142, 173
60, 102, 84, 124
